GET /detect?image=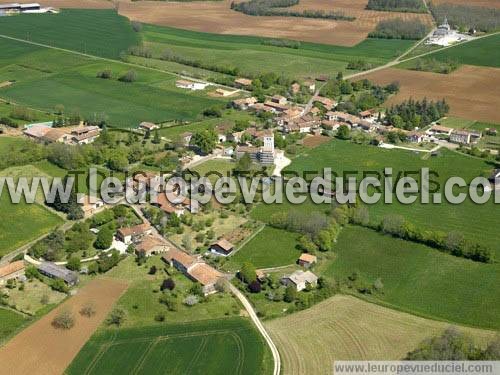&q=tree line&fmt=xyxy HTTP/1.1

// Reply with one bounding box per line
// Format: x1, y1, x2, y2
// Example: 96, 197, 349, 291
385, 97, 449, 130
369, 18, 429, 40
430, 3, 500, 33
230, 0, 355, 20
366, 0, 426, 13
